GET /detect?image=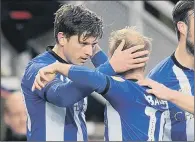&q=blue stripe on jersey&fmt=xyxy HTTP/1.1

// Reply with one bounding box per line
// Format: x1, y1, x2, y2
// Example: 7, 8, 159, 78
22, 87, 46, 141
64, 107, 77, 141
154, 111, 163, 140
